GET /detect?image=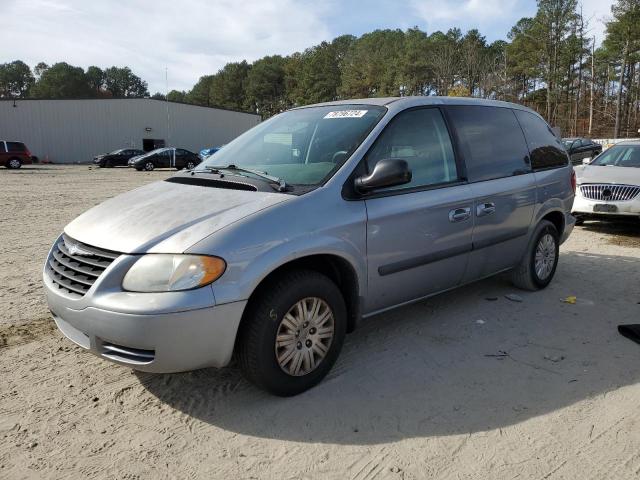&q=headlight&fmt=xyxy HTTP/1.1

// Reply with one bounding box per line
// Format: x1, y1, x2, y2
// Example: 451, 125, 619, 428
122, 254, 226, 292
